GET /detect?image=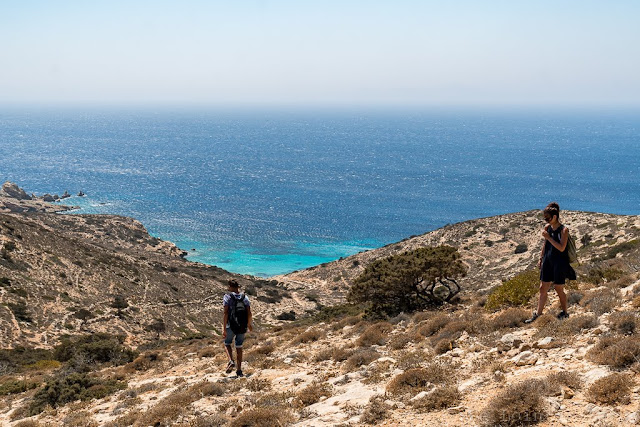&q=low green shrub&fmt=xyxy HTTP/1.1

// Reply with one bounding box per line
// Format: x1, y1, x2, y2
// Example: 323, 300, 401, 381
485, 270, 539, 311
53, 333, 137, 367
0, 379, 39, 396
29, 373, 126, 415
